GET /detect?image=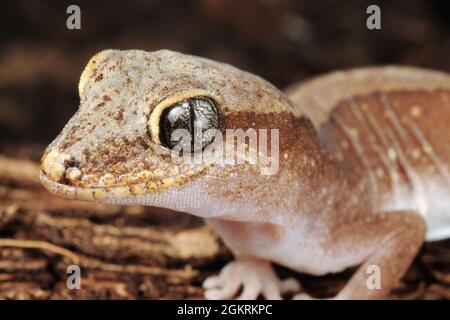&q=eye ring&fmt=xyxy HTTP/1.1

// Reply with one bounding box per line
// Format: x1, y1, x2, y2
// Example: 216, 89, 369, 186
159, 96, 221, 153
148, 91, 223, 150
